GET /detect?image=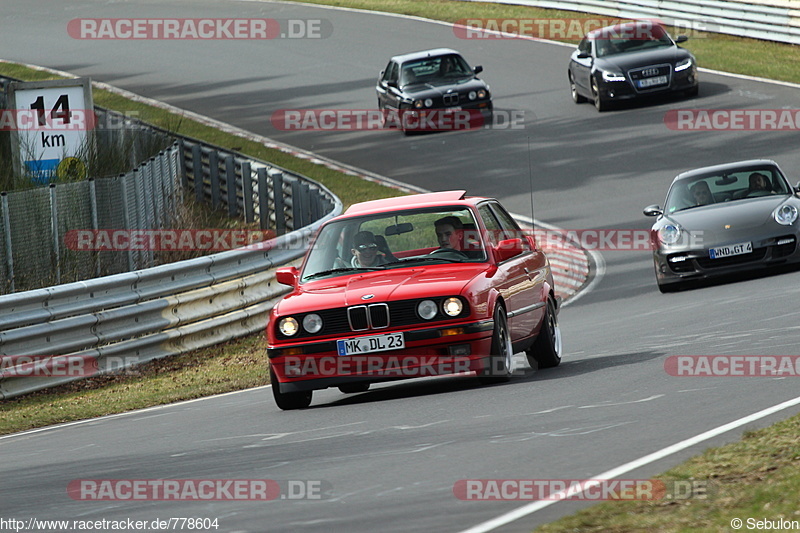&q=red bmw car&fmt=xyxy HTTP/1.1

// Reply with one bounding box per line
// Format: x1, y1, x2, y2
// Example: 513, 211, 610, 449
267, 190, 562, 409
